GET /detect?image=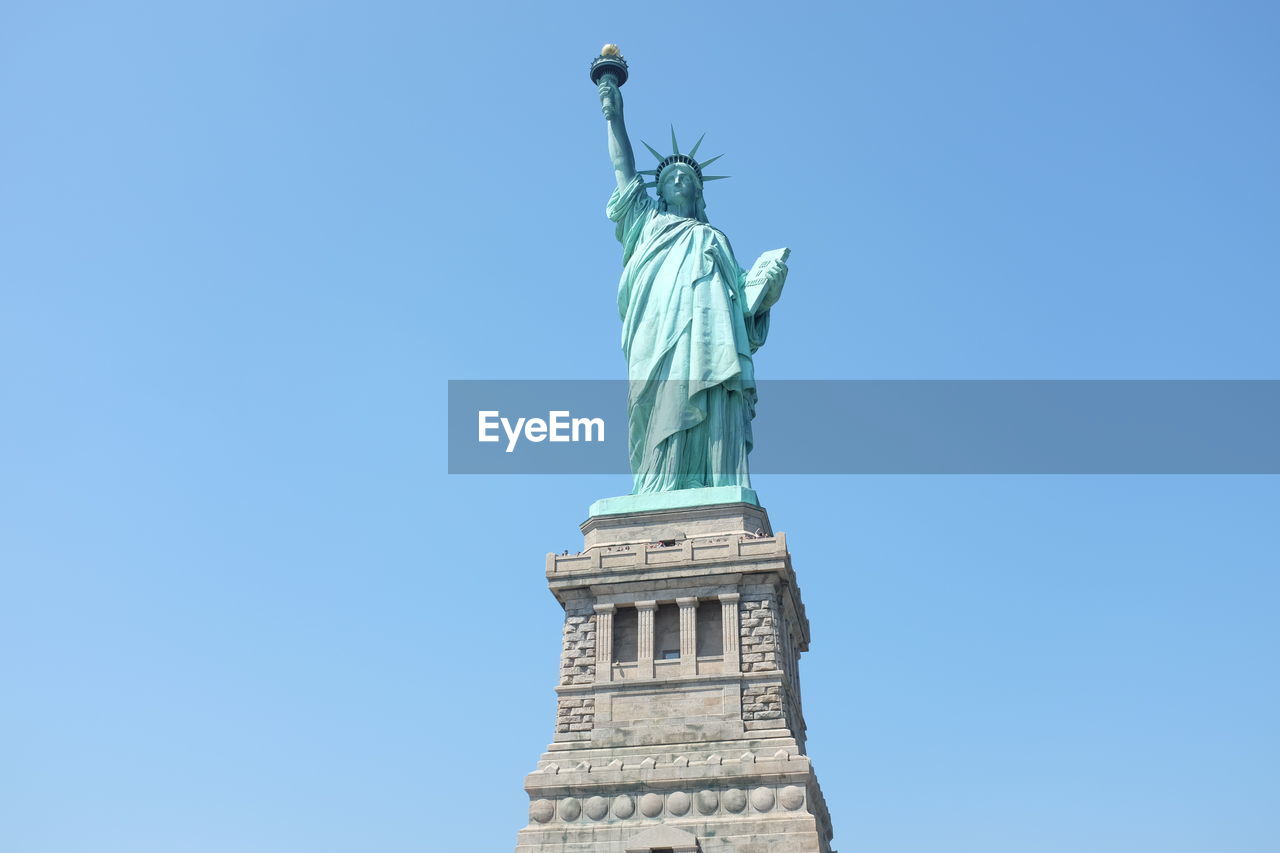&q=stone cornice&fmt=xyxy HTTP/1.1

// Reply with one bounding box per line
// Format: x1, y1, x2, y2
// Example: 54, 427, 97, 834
553, 668, 795, 696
